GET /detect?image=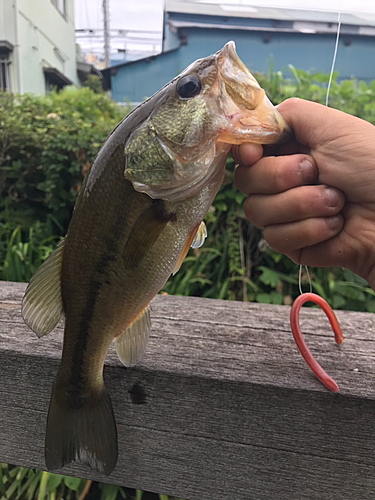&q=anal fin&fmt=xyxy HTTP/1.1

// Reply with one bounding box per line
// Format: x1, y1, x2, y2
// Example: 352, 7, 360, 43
22, 238, 65, 337
115, 305, 151, 367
